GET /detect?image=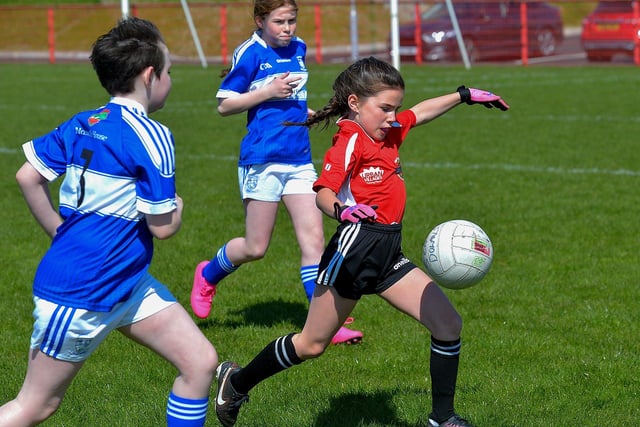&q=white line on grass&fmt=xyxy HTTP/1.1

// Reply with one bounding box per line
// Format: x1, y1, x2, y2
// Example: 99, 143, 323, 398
184, 154, 640, 177
3, 149, 639, 177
